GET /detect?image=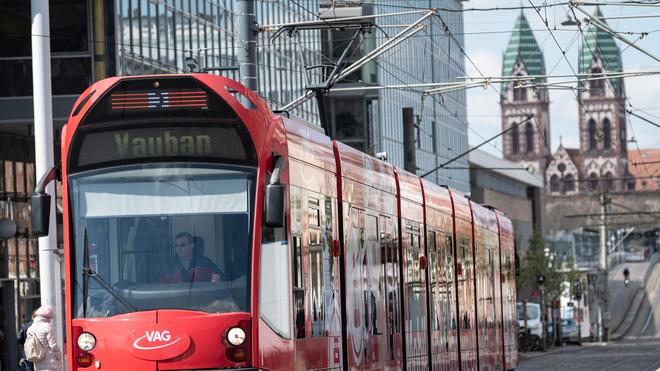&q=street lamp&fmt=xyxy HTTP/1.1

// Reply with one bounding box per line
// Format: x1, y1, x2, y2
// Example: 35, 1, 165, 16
561, 14, 580, 27
538, 274, 546, 351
